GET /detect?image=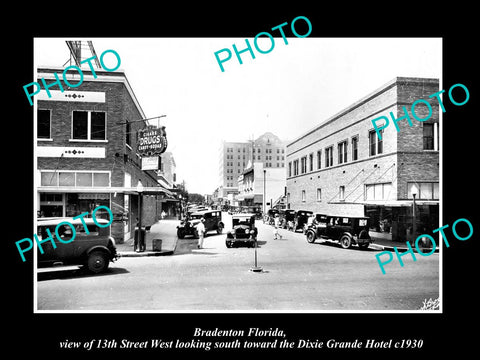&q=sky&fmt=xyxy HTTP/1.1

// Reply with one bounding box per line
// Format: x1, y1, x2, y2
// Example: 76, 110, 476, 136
34, 37, 442, 195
